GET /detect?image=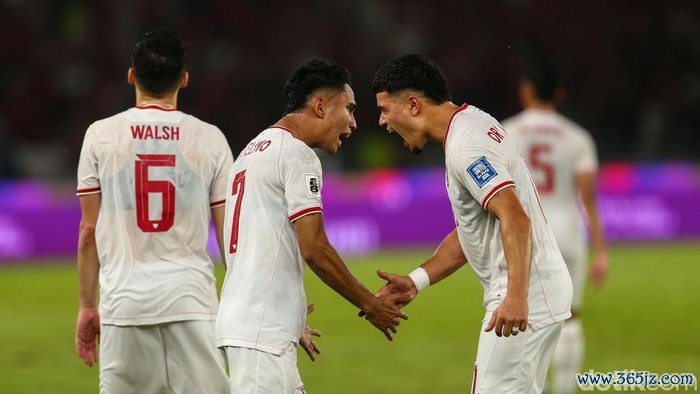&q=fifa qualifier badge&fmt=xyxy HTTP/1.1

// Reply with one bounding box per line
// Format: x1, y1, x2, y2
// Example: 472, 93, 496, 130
467, 156, 498, 188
